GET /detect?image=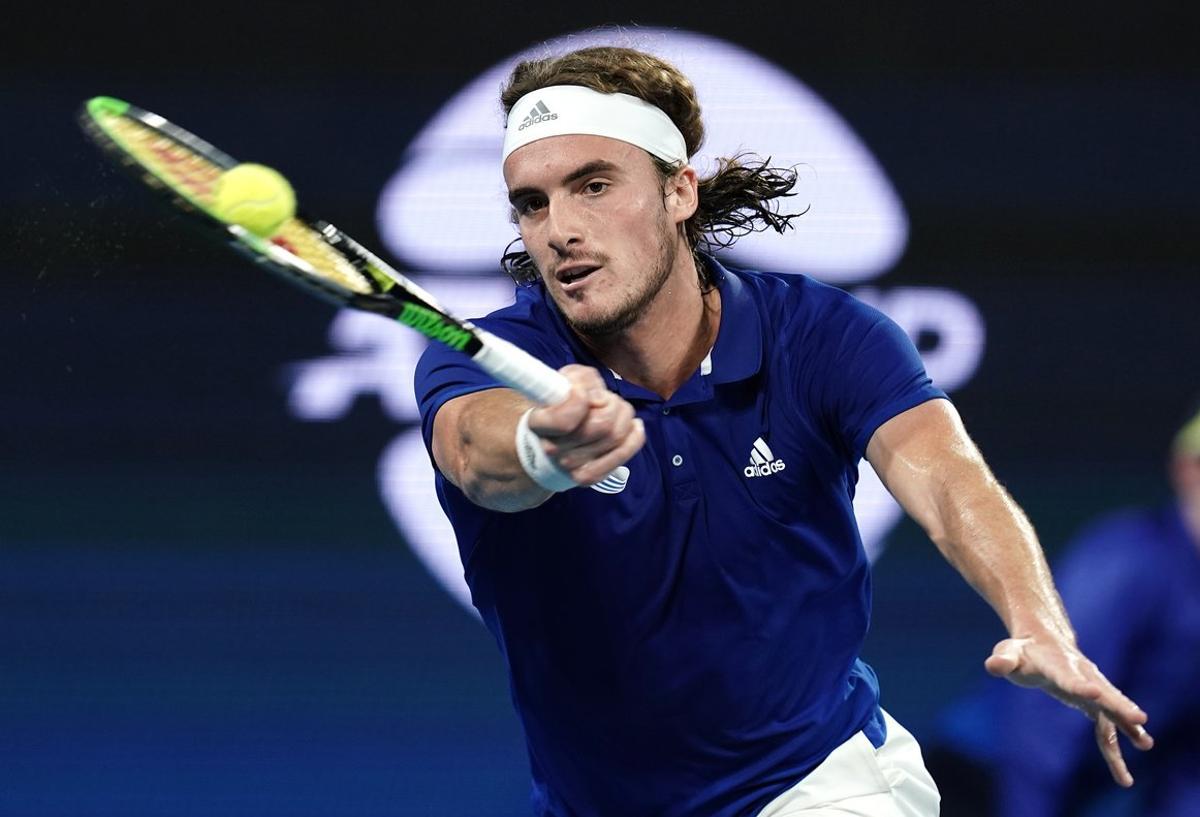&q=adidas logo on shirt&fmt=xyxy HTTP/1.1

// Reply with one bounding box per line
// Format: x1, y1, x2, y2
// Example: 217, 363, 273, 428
744, 437, 786, 478
518, 100, 558, 131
